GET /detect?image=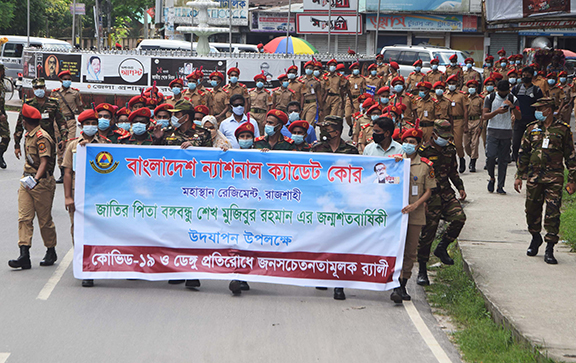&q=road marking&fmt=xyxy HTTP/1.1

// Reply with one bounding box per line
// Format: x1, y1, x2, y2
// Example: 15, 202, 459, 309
36, 248, 74, 301
404, 300, 452, 363
0, 353, 10, 363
